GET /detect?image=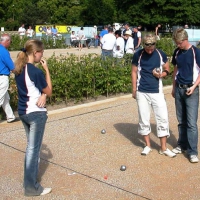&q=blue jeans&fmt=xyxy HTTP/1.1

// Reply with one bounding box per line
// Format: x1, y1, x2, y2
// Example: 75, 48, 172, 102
101, 49, 113, 60
19, 111, 48, 196
175, 86, 199, 155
